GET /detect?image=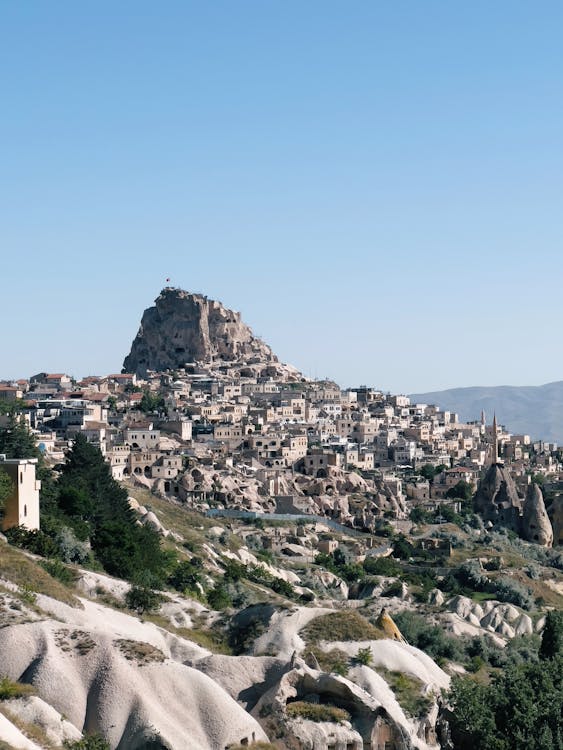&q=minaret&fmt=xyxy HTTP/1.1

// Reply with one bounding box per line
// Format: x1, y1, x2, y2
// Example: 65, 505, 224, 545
492, 413, 499, 465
